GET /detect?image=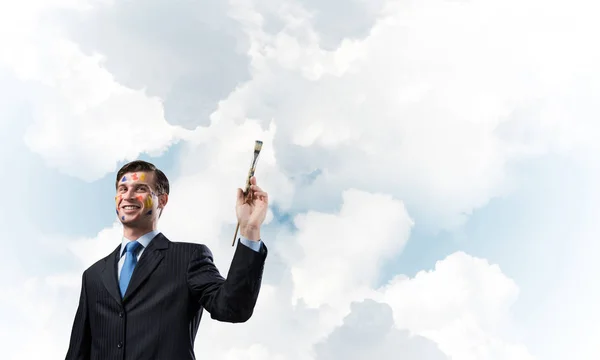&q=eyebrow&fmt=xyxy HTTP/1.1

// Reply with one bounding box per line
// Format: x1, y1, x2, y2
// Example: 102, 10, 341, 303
118, 183, 150, 189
